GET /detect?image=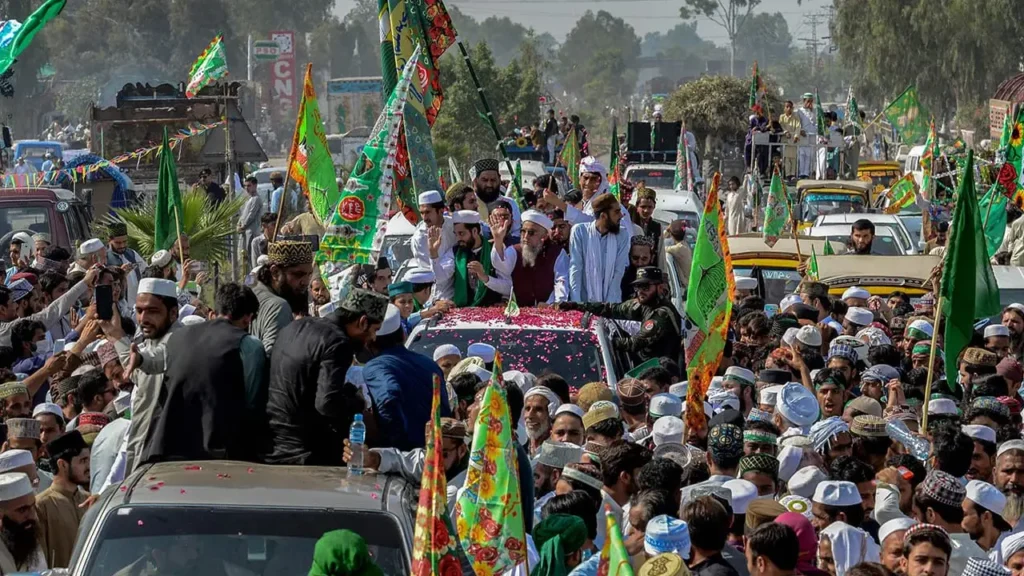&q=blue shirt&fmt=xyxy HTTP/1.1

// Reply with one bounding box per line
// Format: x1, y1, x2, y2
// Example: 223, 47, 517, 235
270, 186, 284, 213
364, 346, 449, 451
